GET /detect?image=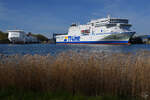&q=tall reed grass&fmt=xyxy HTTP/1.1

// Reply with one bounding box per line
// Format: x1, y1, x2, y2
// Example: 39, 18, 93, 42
0, 51, 150, 99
